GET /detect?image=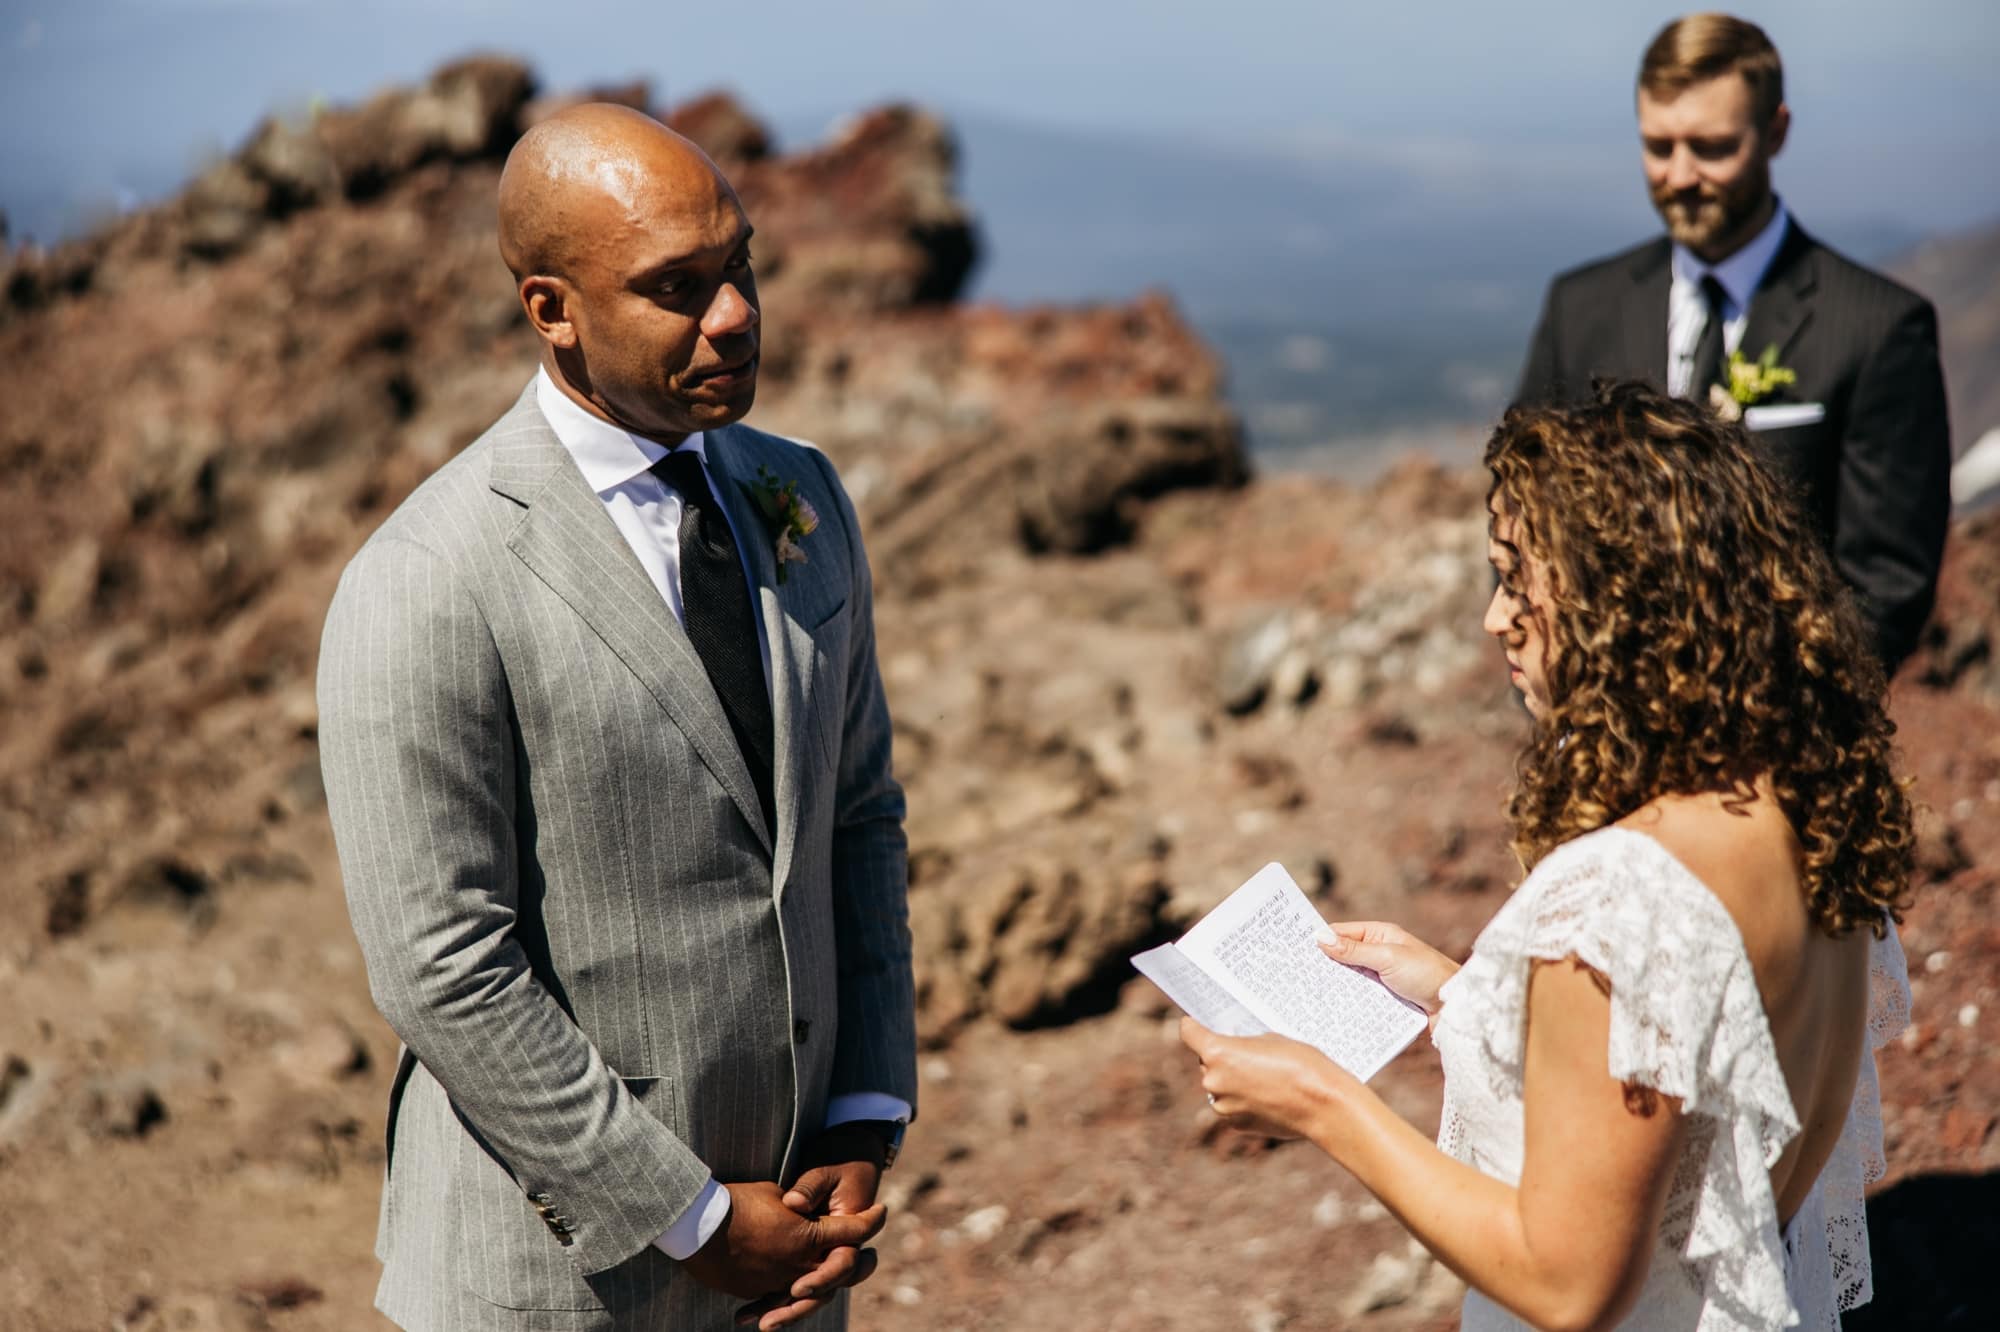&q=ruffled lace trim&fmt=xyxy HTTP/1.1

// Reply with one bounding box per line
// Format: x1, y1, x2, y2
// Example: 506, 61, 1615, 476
1817, 922, 1909, 1313
1435, 827, 1803, 1330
